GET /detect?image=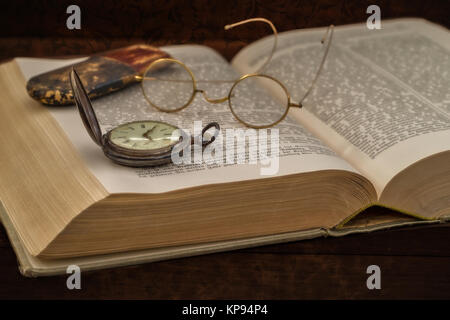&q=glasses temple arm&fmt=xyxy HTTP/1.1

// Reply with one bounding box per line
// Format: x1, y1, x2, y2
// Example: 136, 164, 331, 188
224, 17, 278, 73
298, 25, 334, 107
